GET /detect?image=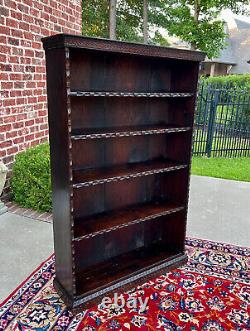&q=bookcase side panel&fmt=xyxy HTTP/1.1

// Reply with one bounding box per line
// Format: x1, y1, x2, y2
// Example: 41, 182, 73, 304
44, 48, 74, 296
